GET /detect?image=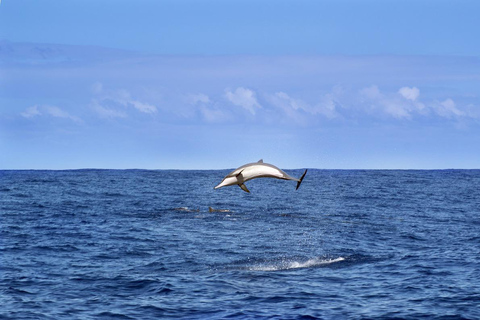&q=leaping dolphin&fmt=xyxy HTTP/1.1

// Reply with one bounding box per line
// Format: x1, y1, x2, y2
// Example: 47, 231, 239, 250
214, 159, 308, 193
